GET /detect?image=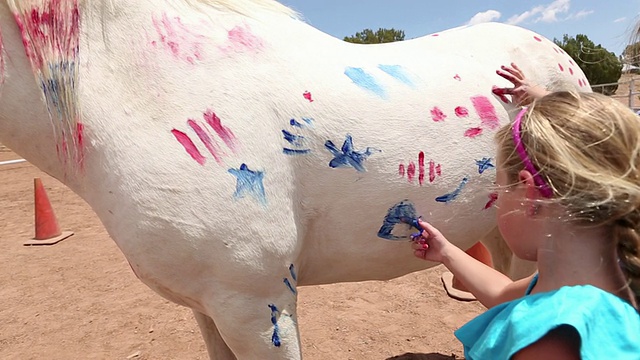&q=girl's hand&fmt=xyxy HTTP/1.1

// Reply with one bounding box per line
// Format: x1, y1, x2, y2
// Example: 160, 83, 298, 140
494, 63, 550, 106
411, 219, 453, 263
